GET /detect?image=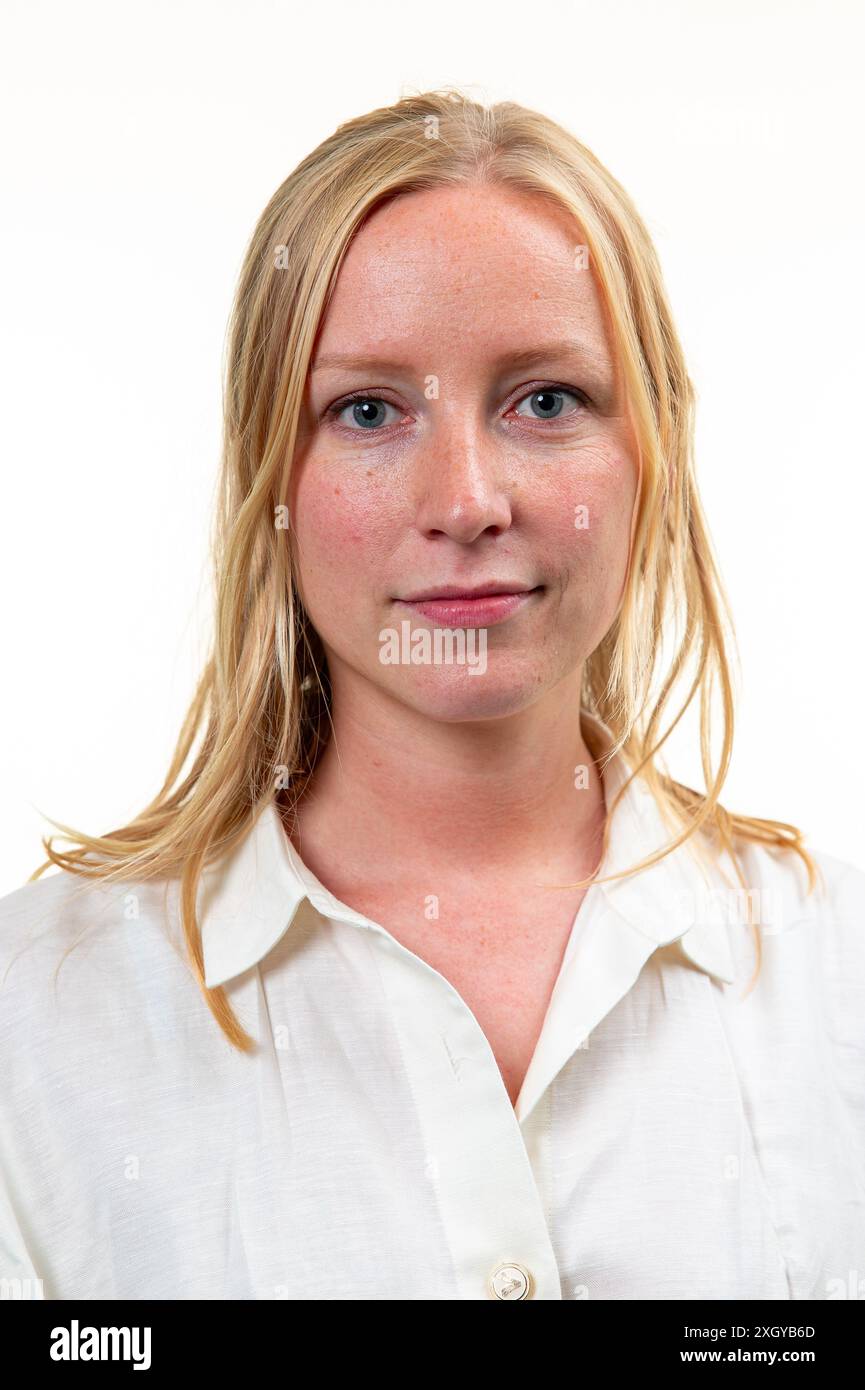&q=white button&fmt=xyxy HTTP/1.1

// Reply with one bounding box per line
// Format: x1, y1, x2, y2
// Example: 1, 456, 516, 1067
489, 1262, 533, 1300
